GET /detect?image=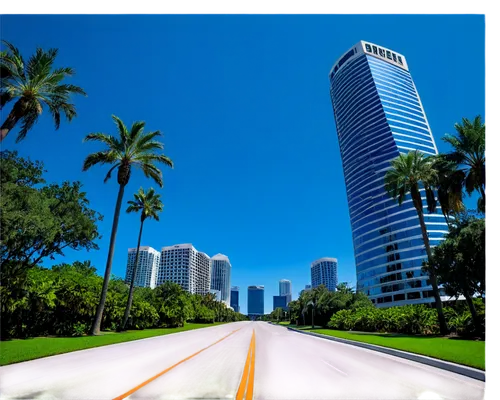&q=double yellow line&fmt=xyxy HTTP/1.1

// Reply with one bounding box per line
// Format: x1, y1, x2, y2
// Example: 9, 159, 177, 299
236, 329, 256, 400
